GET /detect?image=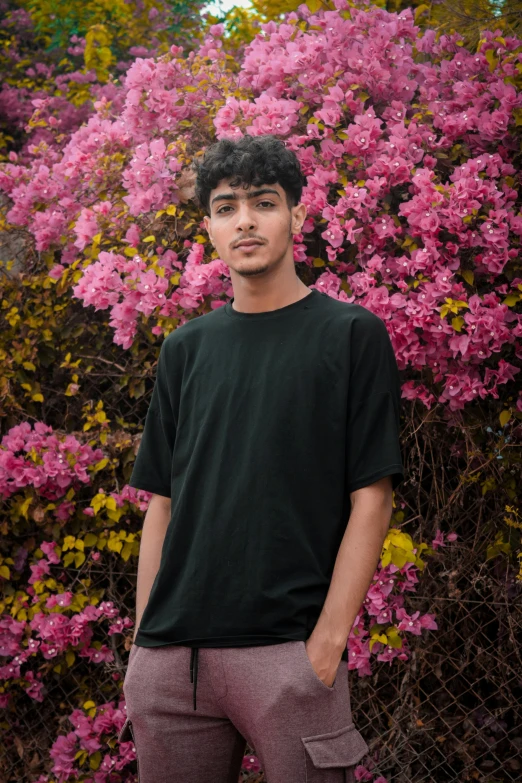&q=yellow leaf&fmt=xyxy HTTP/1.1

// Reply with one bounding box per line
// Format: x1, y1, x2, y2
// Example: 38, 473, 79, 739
63, 552, 75, 567
90, 494, 106, 514
143, 235, 156, 243
74, 552, 86, 568
503, 294, 519, 307
105, 496, 117, 511
66, 650, 75, 667
390, 549, 411, 568
485, 49, 497, 73
166, 205, 177, 216
63, 535, 76, 551
451, 316, 465, 332
499, 409, 511, 427
89, 751, 102, 771
388, 530, 414, 550
32, 392, 44, 402
124, 247, 138, 257
414, 3, 429, 21
84, 533, 98, 547
23, 361, 36, 371
369, 632, 387, 652
92, 233, 102, 245
155, 210, 165, 219
386, 628, 403, 649
0, 565, 10, 579
461, 269, 474, 286
83, 700, 96, 710
194, 235, 207, 244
